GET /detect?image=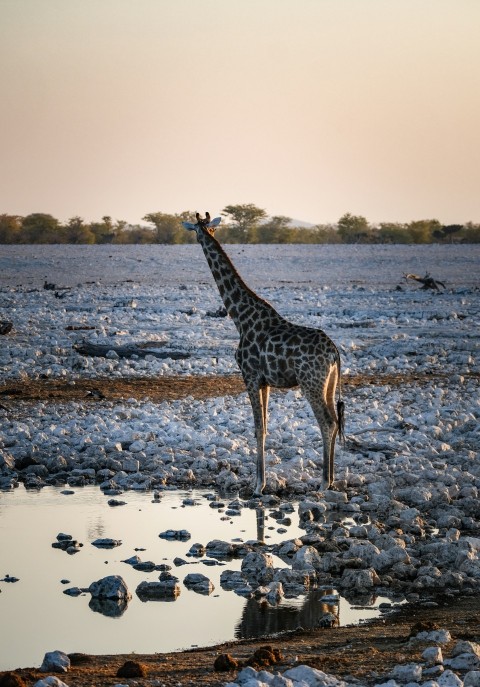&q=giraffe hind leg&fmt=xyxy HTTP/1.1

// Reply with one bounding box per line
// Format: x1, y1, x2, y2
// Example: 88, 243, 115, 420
301, 382, 337, 489
325, 365, 340, 484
